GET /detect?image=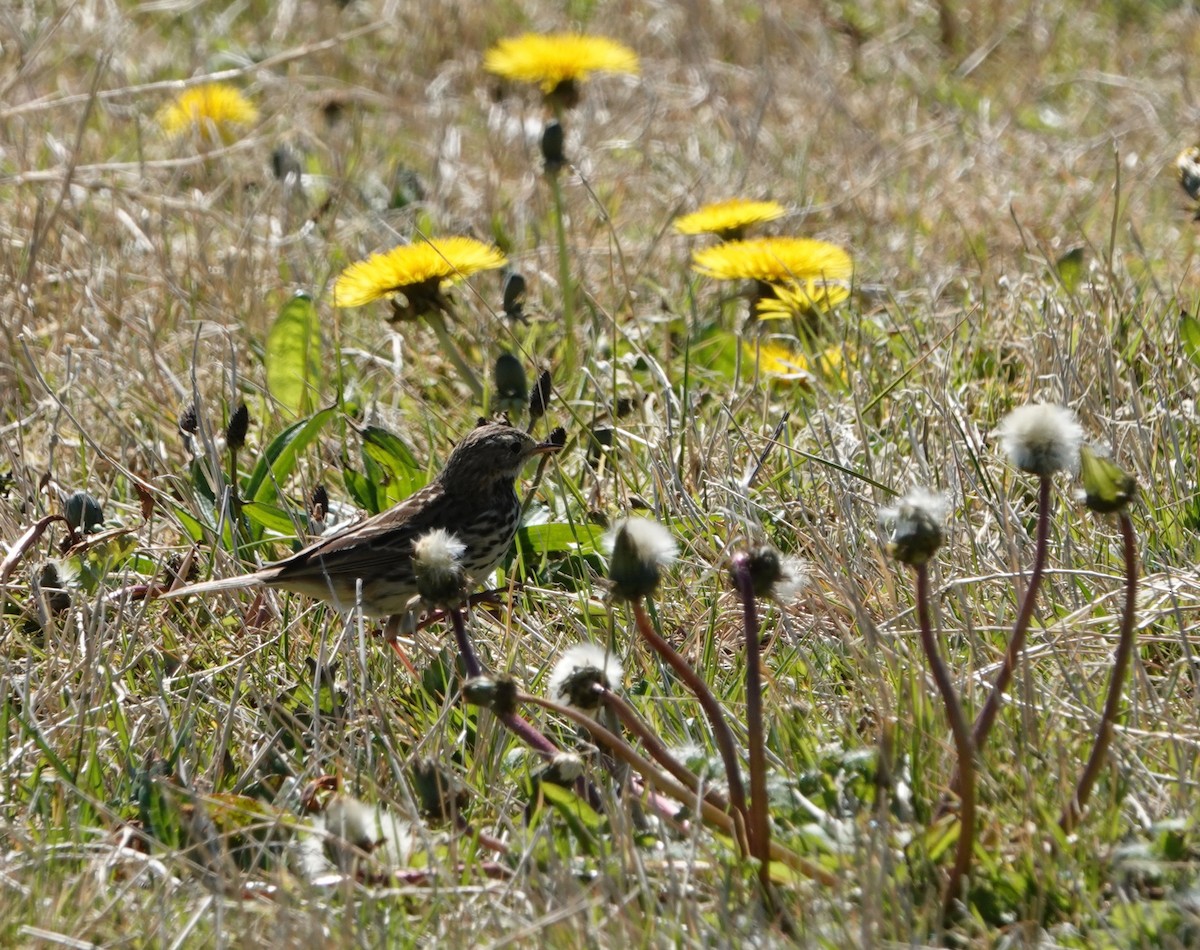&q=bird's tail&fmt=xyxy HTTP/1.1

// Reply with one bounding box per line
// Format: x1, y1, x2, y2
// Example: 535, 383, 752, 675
158, 572, 271, 601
